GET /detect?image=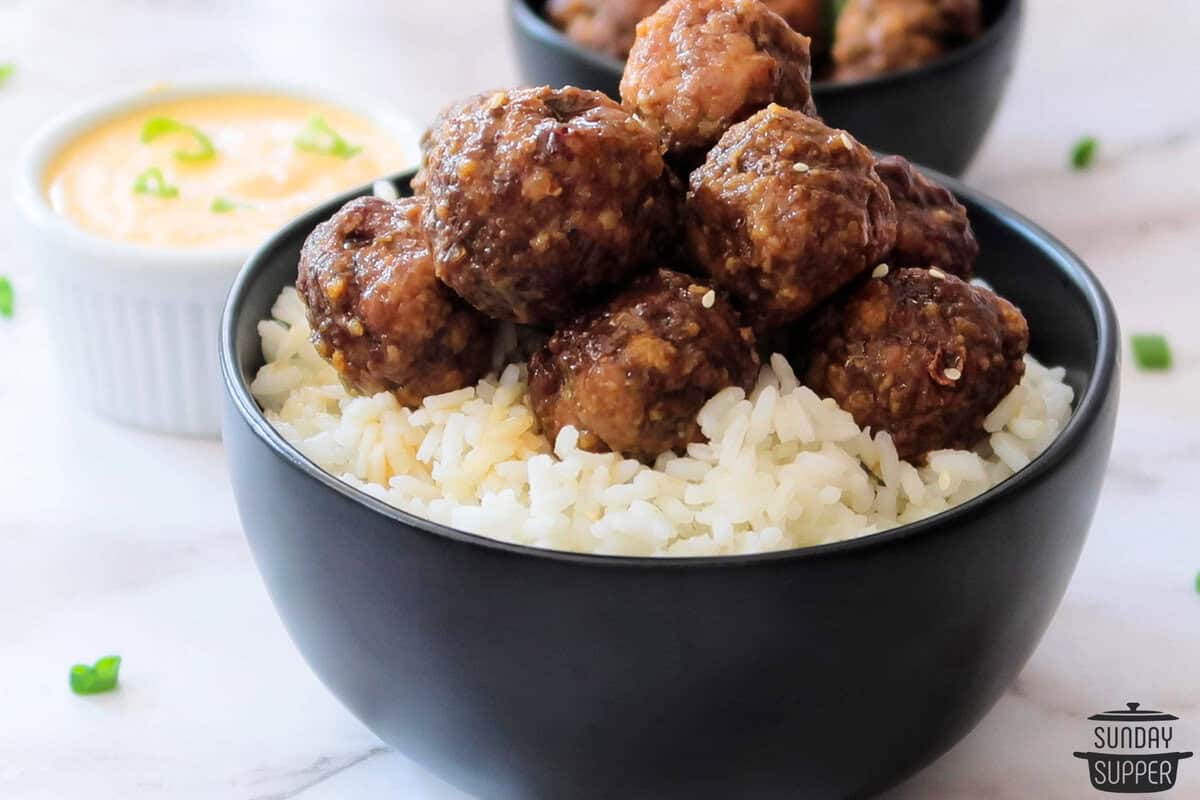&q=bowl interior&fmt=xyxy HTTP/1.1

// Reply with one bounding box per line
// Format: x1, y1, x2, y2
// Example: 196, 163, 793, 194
983, 0, 1011, 26
223, 168, 1116, 562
